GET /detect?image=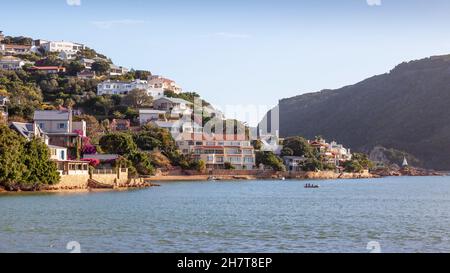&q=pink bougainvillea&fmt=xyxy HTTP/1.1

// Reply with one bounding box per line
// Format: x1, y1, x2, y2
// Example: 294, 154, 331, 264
83, 144, 97, 155
81, 158, 100, 167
